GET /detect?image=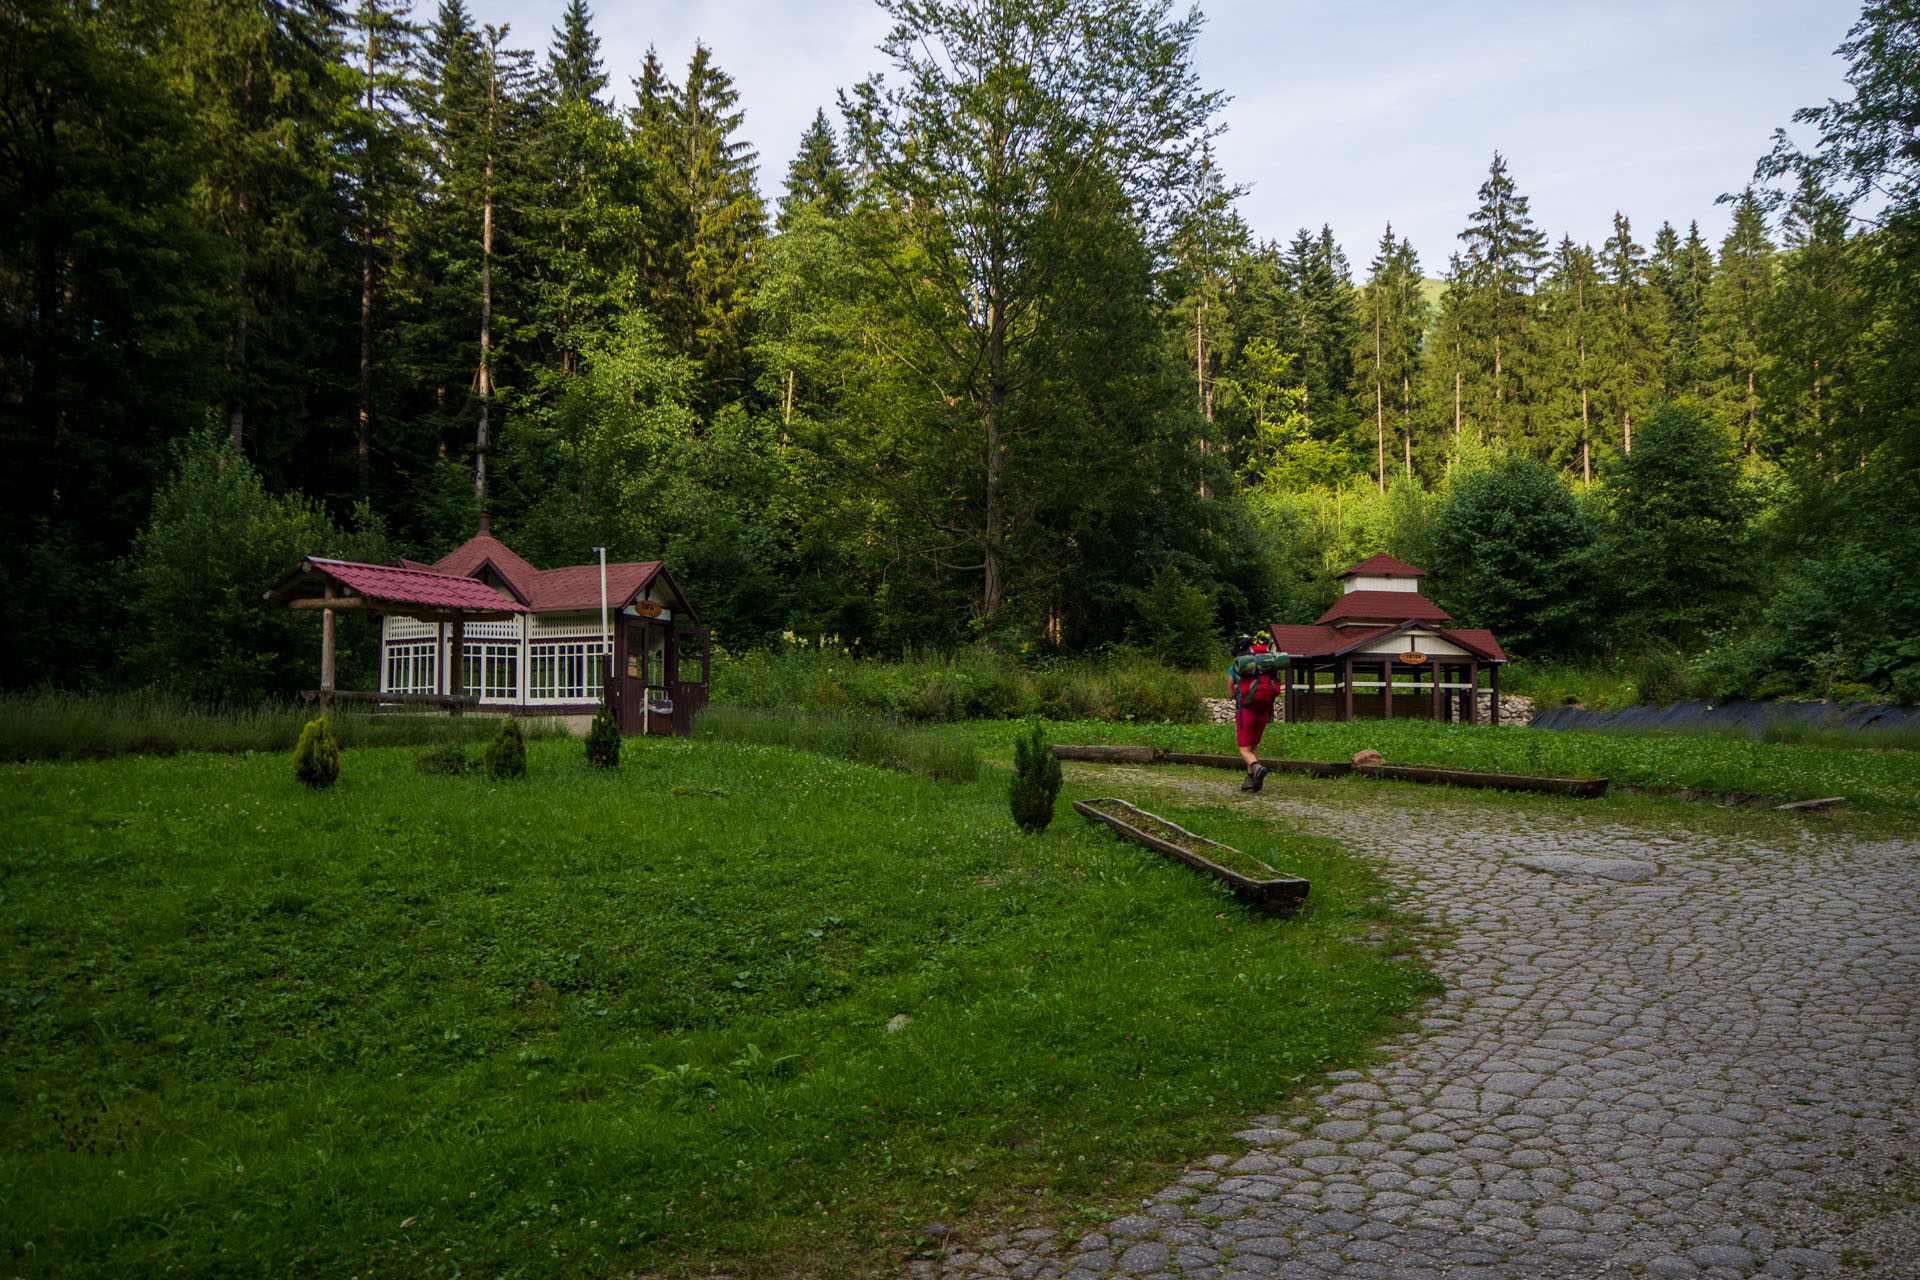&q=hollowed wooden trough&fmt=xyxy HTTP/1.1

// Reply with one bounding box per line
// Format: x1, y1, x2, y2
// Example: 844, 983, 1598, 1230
1073, 797, 1310, 909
